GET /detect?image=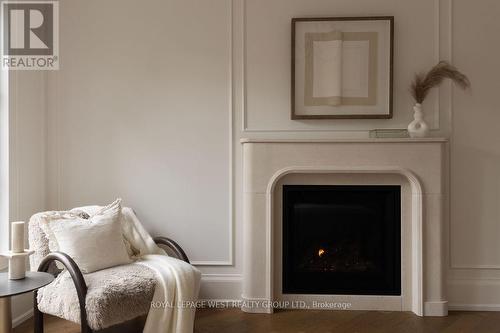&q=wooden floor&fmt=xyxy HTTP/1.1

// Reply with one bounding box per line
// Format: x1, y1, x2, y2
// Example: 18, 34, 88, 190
14, 309, 500, 333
